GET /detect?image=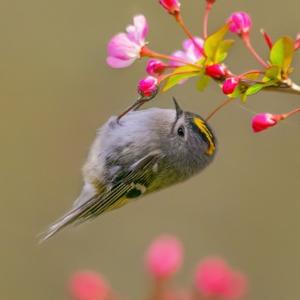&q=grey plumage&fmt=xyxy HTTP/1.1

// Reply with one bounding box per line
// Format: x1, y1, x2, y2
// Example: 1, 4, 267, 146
41, 99, 216, 241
